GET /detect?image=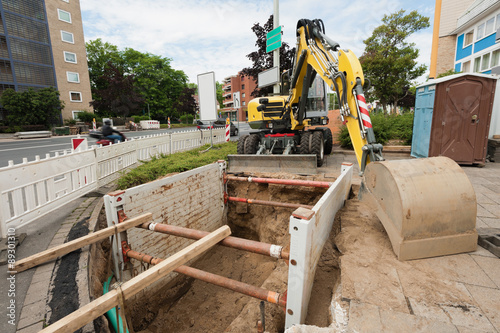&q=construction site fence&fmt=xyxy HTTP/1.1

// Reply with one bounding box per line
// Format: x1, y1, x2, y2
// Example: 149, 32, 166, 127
0, 128, 225, 238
